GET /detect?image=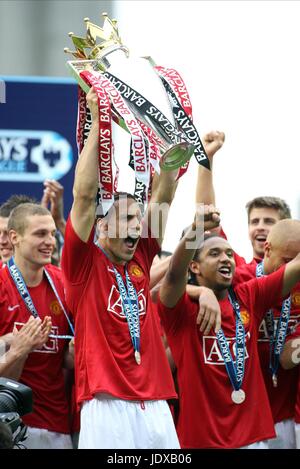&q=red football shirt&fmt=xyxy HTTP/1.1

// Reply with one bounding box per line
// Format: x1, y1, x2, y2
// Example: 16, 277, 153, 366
61, 218, 177, 406
158, 267, 286, 448
0, 264, 71, 433
234, 262, 299, 423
